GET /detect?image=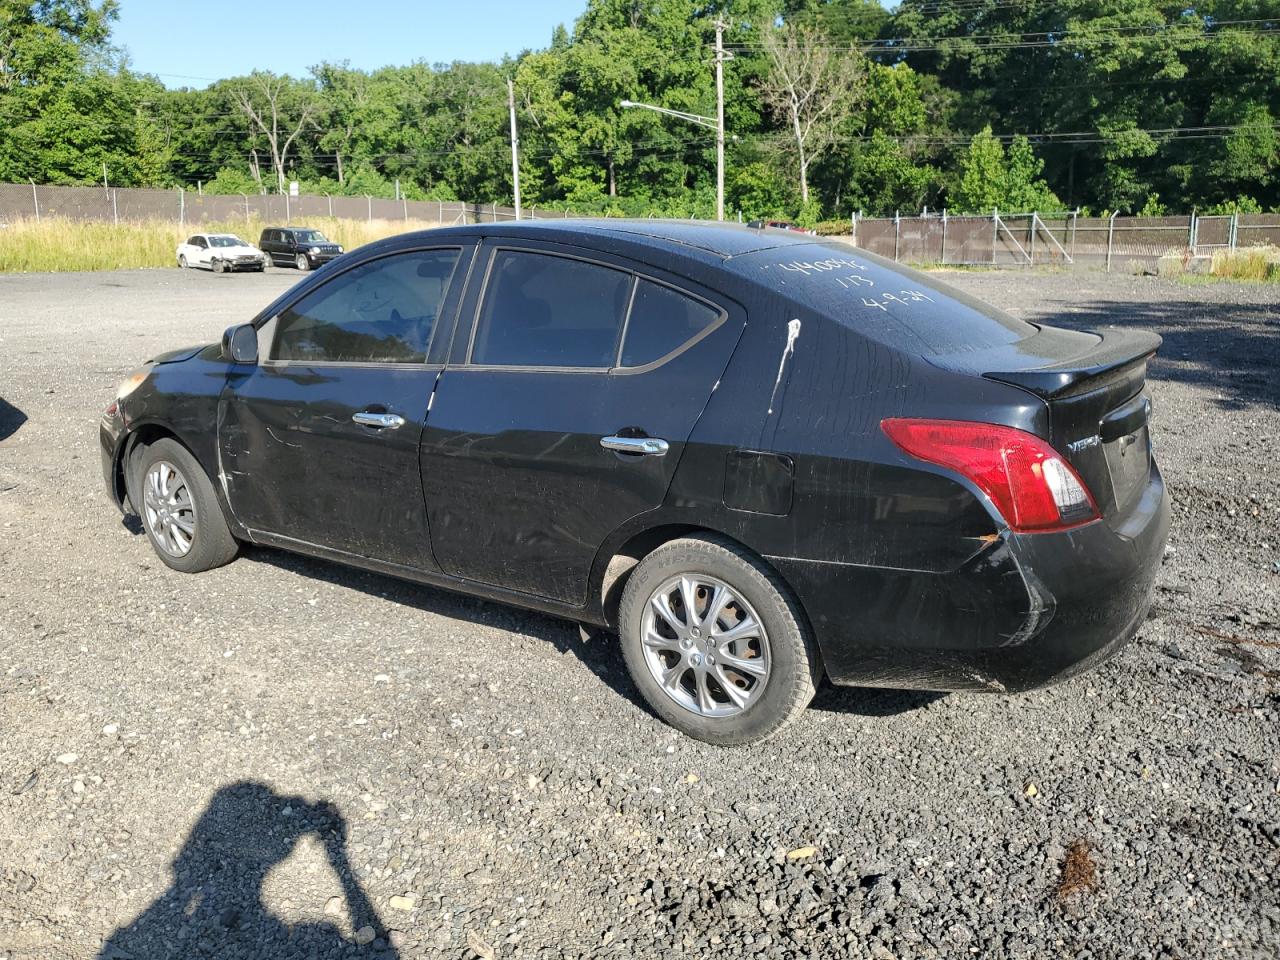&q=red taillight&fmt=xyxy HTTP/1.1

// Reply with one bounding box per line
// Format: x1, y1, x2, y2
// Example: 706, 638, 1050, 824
104, 400, 119, 418
881, 418, 1099, 533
